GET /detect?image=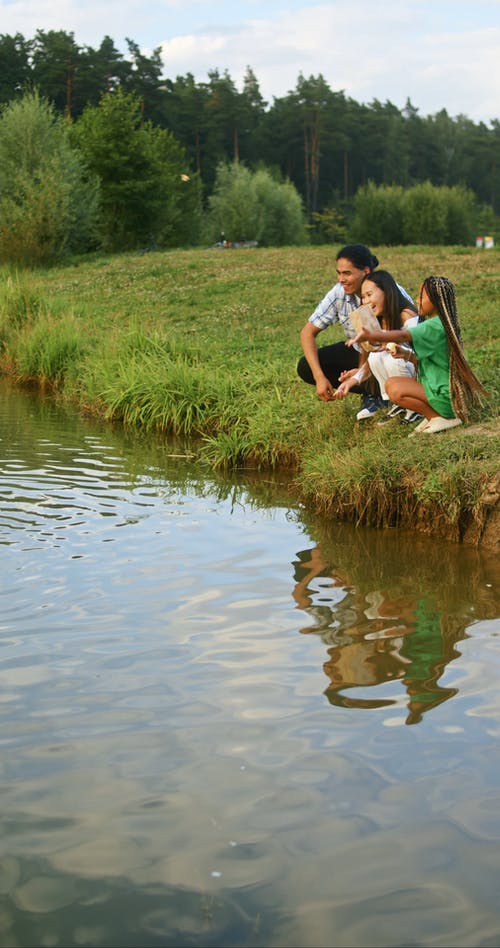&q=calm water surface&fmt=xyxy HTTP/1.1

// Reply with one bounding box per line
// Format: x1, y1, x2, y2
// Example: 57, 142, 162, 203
0, 379, 499, 948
